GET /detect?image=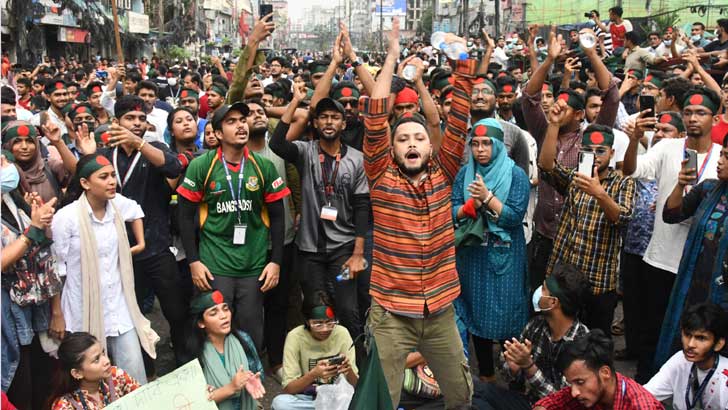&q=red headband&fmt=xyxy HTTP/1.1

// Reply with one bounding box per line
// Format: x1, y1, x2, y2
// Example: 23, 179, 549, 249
395, 87, 419, 105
